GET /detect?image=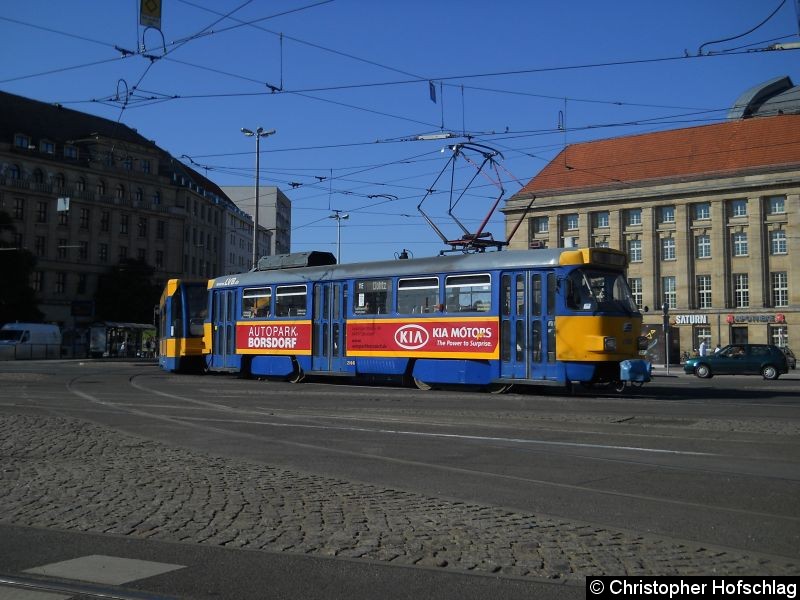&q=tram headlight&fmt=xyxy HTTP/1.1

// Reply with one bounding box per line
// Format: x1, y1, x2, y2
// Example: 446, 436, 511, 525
603, 337, 617, 352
